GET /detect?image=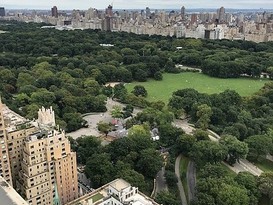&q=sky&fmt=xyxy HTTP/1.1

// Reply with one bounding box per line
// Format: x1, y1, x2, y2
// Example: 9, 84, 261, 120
2, 0, 273, 10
